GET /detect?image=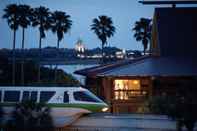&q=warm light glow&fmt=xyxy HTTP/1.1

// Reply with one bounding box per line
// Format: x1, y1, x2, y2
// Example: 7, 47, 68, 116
114, 79, 141, 100
115, 92, 119, 100
102, 107, 109, 112
142, 91, 147, 95
133, 80, 139, 85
